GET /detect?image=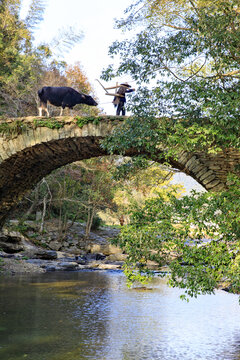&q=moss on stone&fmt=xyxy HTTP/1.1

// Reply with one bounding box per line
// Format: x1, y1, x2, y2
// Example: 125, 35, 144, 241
33, 118, 65, 129
0, 116, 124, 139
75, 116, 102, 128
